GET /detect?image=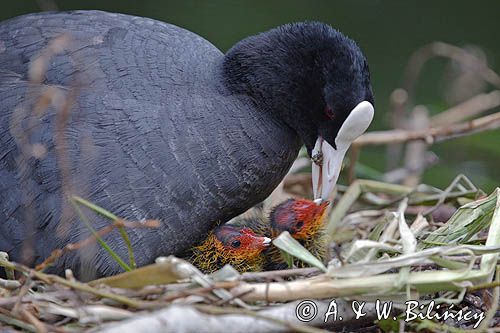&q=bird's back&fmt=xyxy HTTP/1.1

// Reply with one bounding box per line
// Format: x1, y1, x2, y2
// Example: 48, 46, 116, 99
0, 11, 300, 278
